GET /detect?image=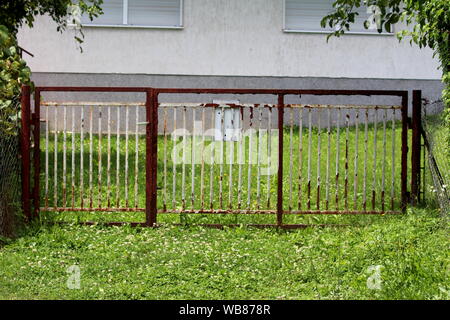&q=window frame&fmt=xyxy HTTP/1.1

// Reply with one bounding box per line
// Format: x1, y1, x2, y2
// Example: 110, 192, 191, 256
282, 0, 394, 36
82, 0, 184, 29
